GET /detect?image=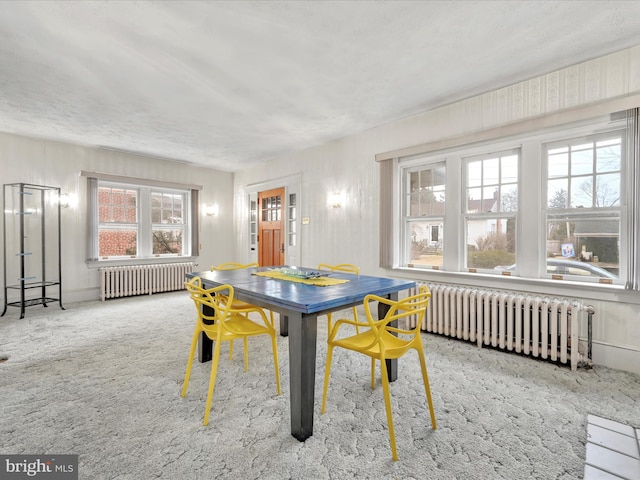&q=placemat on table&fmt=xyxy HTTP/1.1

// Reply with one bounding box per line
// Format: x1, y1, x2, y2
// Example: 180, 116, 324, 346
253, 270, 350, 287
